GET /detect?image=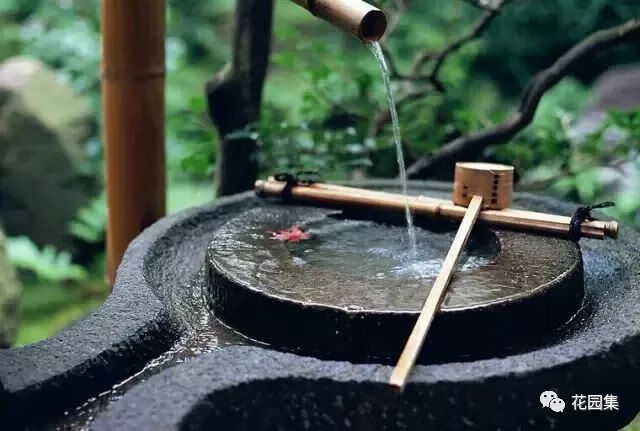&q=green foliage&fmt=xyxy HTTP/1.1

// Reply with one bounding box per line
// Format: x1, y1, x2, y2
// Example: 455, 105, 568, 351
168, 93, 217, 181
14, 278, 107, 347
494, 79, 591, 169
272, 2, 447, 169
0, 1, 225, 183
6, 237, 88, 283
476, 0, 640, 92
3, 0, 637, 185
495, 79, 640, 228
167, 182, 214, 214
624, 415, 640, 431
259, 41, 381, 177
257, 0, 502, 178
68, 195, 107, 244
